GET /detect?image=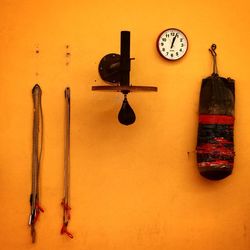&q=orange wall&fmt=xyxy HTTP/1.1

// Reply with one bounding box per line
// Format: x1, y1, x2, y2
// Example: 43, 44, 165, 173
0, 0, 250, 249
